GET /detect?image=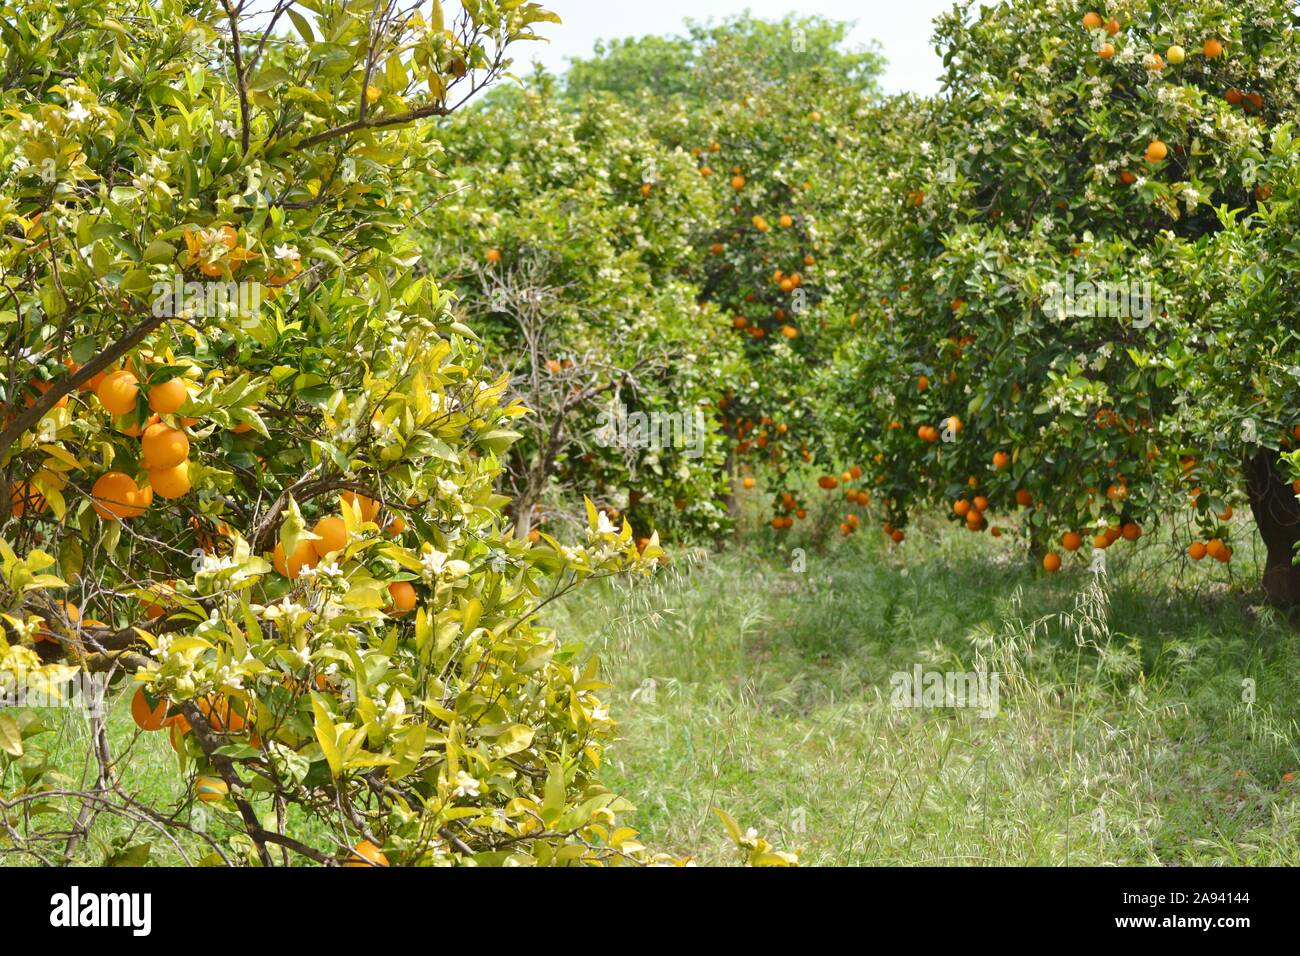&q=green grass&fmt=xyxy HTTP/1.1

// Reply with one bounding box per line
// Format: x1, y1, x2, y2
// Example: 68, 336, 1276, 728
551, 511, 1300, 866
